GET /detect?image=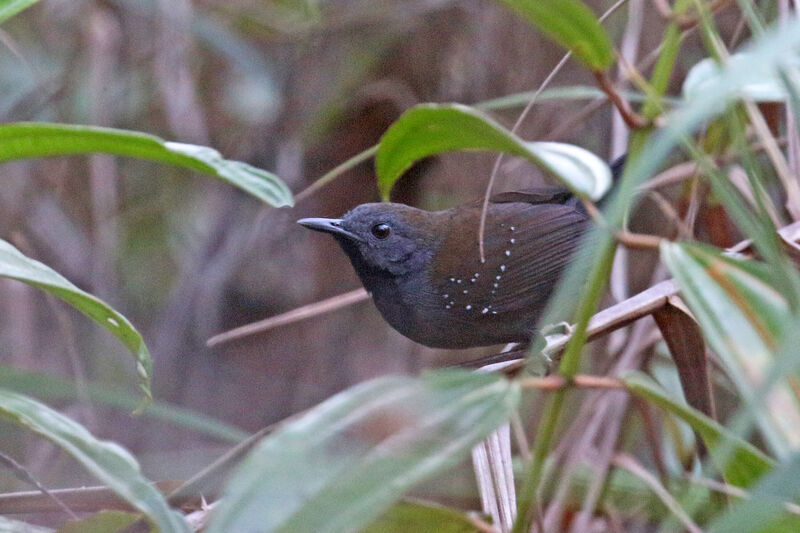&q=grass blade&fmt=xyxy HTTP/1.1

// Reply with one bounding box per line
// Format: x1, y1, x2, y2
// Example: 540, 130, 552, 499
0, 389, 188, 533
0, 239, 153, 400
